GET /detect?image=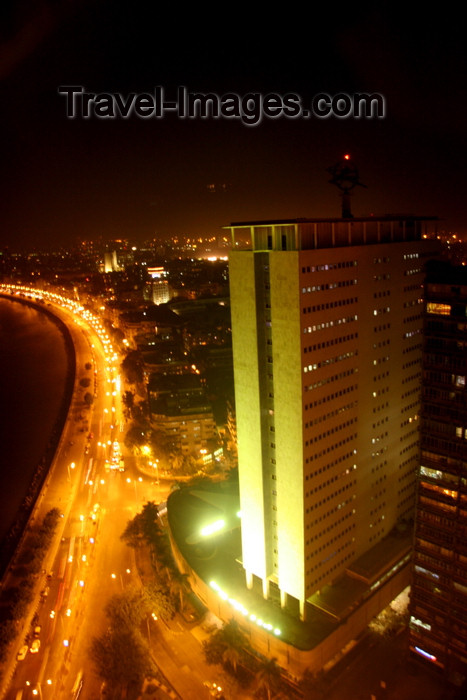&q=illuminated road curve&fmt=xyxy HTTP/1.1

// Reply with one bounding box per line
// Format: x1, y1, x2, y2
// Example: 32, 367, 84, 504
0, 287, 241, 700
0, 289, 165, 699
